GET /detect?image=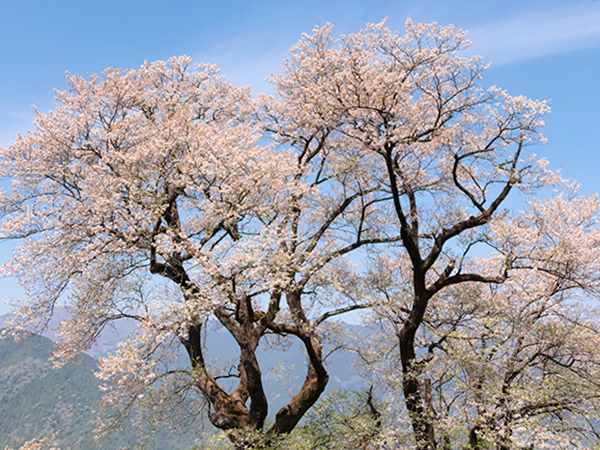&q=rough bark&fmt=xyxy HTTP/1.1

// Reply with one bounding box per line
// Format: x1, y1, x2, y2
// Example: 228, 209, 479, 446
398, 296, 437, 450
266, 294, 330, 436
